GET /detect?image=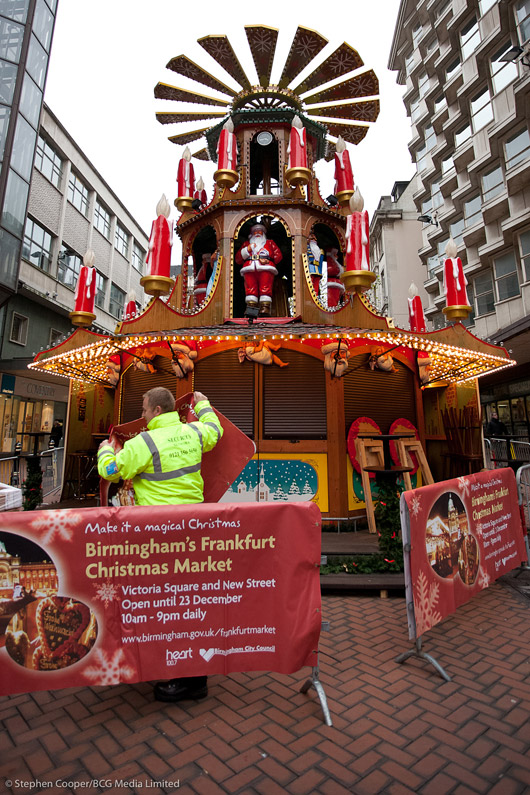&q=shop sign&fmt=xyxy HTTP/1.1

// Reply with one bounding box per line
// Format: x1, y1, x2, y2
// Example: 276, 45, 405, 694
13, 376, 69, 403
0, 501, 321, 696
400, 468, 526, 639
